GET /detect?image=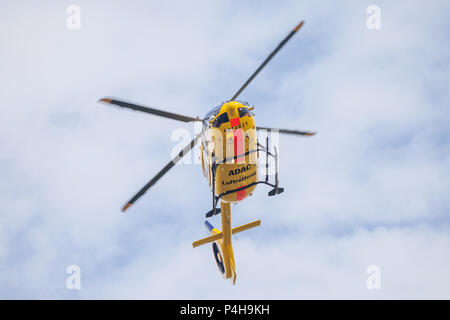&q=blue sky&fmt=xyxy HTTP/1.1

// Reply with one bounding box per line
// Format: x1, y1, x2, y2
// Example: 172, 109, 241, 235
1, 0, 450, 299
